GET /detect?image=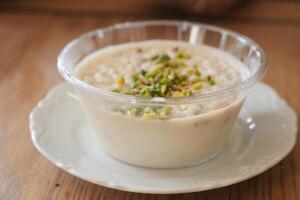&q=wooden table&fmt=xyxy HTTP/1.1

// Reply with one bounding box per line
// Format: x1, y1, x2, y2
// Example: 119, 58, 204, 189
0, 1, 299, 199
